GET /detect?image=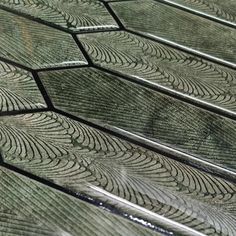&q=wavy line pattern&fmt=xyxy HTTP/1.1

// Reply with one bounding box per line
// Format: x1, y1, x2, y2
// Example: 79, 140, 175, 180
1, 111, 236, 235
0, 9, 86, 69
0, 61, 46, 112
0, 0, 118, 32
171, 0, 236, 24
40, 67, 236, 172
110, 0, 236, 64
0, 167, 157, 236
79, 31, 236, 113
